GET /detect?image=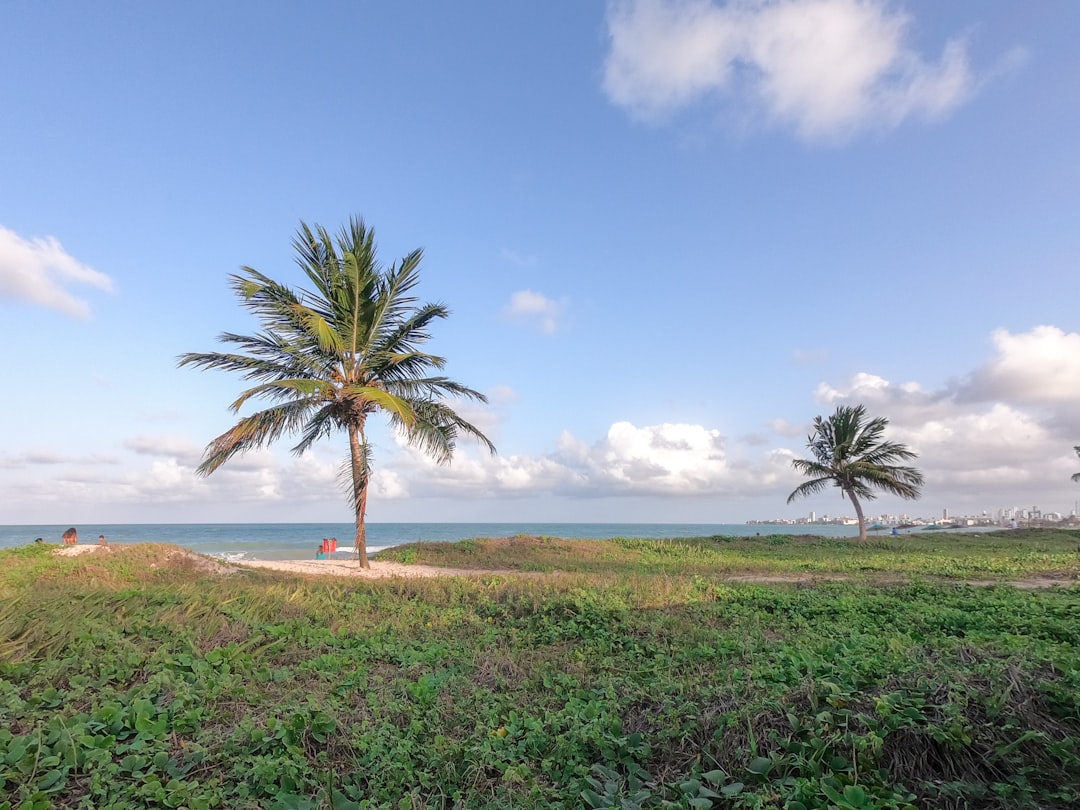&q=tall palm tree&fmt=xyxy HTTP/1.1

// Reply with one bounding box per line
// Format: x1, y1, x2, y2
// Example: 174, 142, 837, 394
179, 217, 495, 567
787, 404, 923, 541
